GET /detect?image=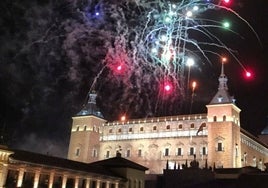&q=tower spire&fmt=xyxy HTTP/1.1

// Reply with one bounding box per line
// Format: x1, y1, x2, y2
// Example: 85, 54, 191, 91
76, 90, 104, 118
209, 58, 234, 104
